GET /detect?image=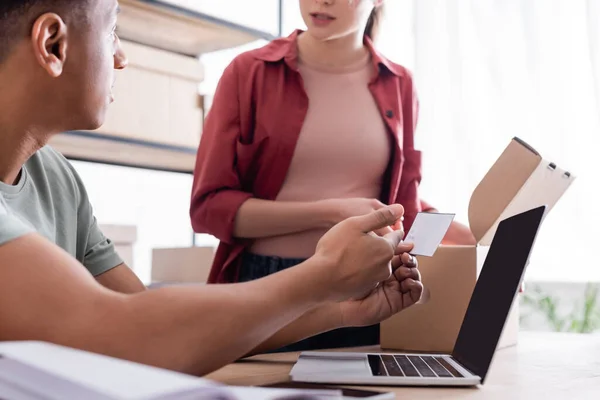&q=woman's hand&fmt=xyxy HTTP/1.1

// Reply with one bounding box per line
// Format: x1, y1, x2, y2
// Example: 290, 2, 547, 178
318, 198, 404, 236
319, 198, 386, 225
